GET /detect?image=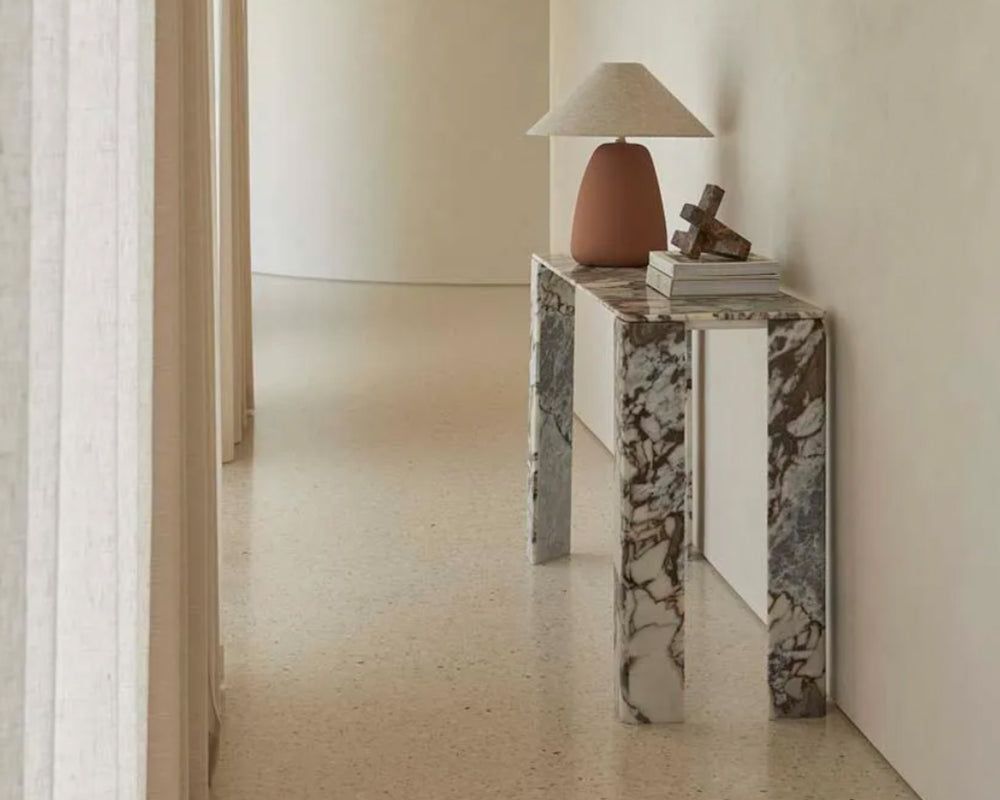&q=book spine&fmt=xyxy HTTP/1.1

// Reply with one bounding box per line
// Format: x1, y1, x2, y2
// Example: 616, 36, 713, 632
670, 272, 780, 281
645, 267, 674, 297
648, 254, 780, 279
672, 280, 780, 297
647, 256, 674, 278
